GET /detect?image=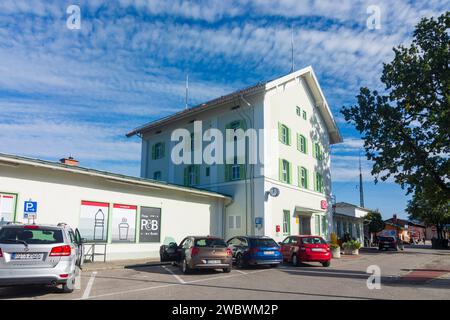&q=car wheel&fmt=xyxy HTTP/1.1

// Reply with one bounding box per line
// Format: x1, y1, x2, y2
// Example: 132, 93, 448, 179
223, 267, 231, 273
292, 254, 300, 267
181, 258, 191, 274
236, 254, 245, 269
322, 261, 331, 267
61, 277, 75, 293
